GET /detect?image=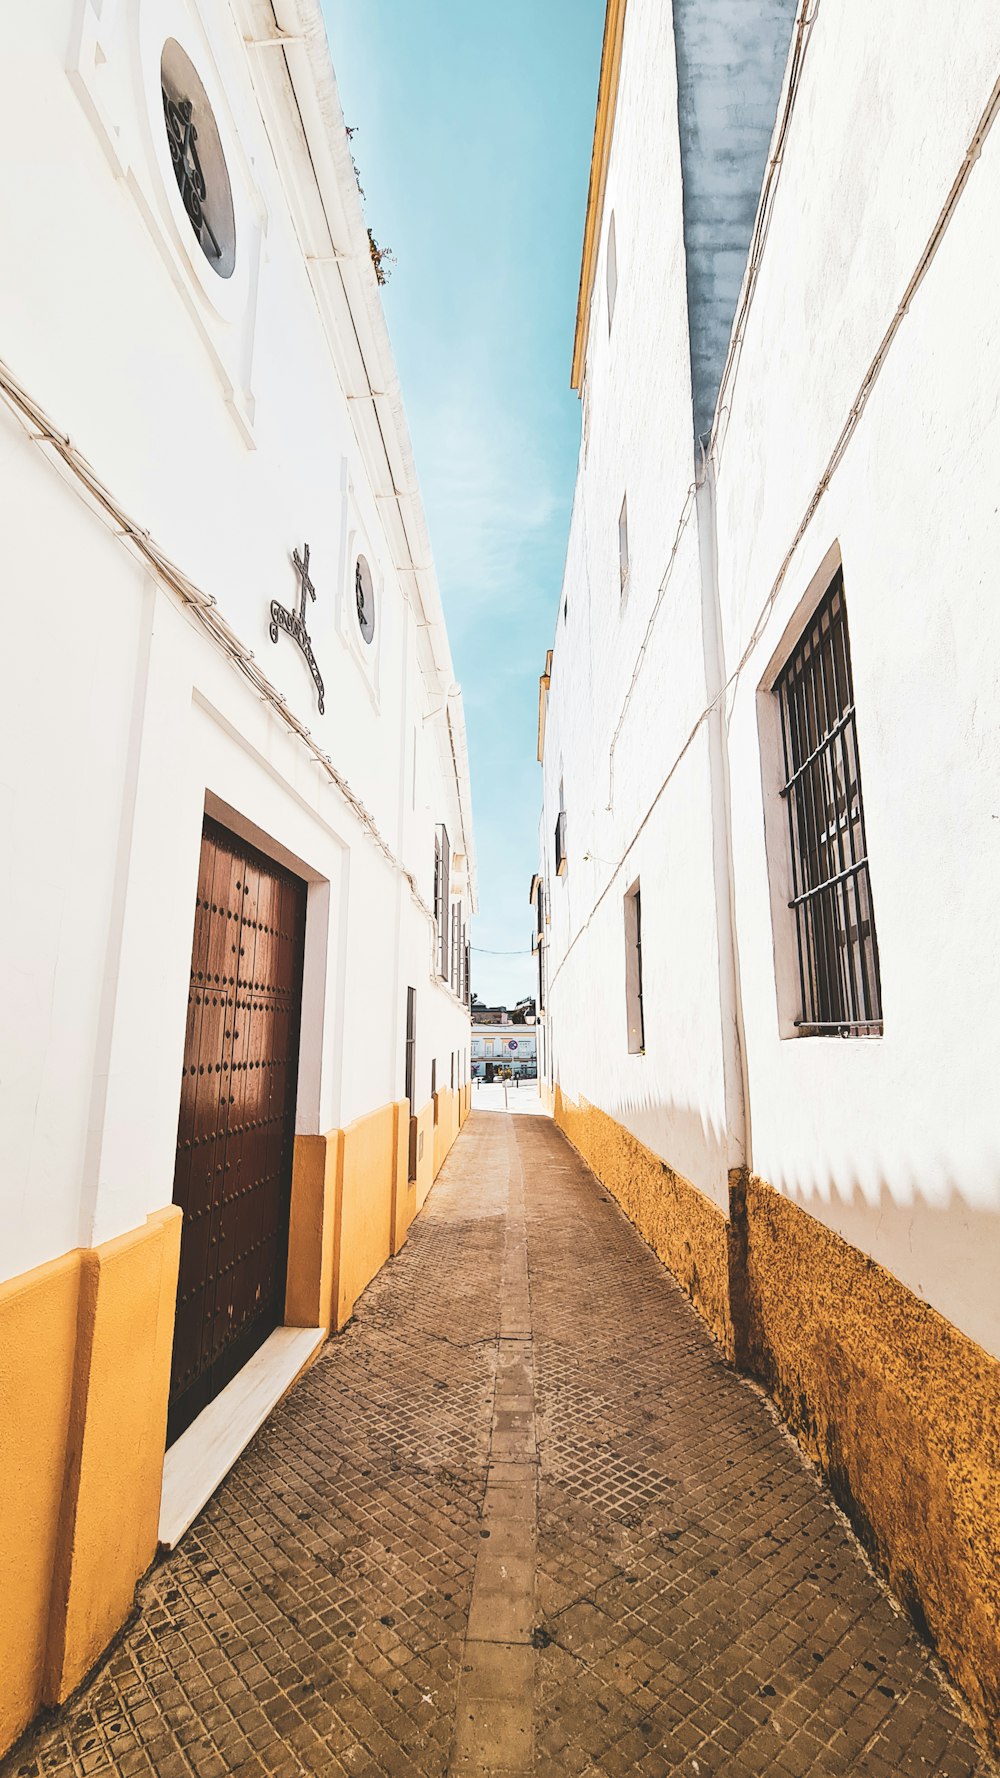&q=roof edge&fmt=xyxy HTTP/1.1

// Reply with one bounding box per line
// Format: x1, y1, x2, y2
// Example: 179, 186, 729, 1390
570, 0, 628, 393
